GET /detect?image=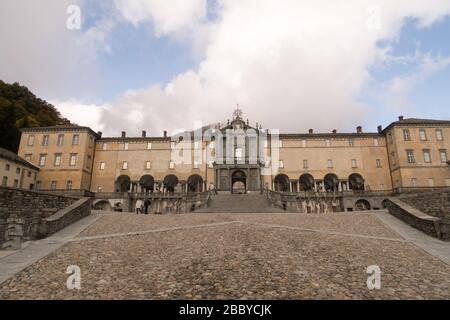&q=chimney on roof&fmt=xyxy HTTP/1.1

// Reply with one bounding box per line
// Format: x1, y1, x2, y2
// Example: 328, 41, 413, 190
163, 130, 167, 138
398, 115, 404, 121
121, 131, 126, 138
142, 130, 146, 138
309, 129, 314, 134
357, 126, 363, 133
97, 131, 102, 138
377, 125, 383, 133
332, 129, 337, 134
